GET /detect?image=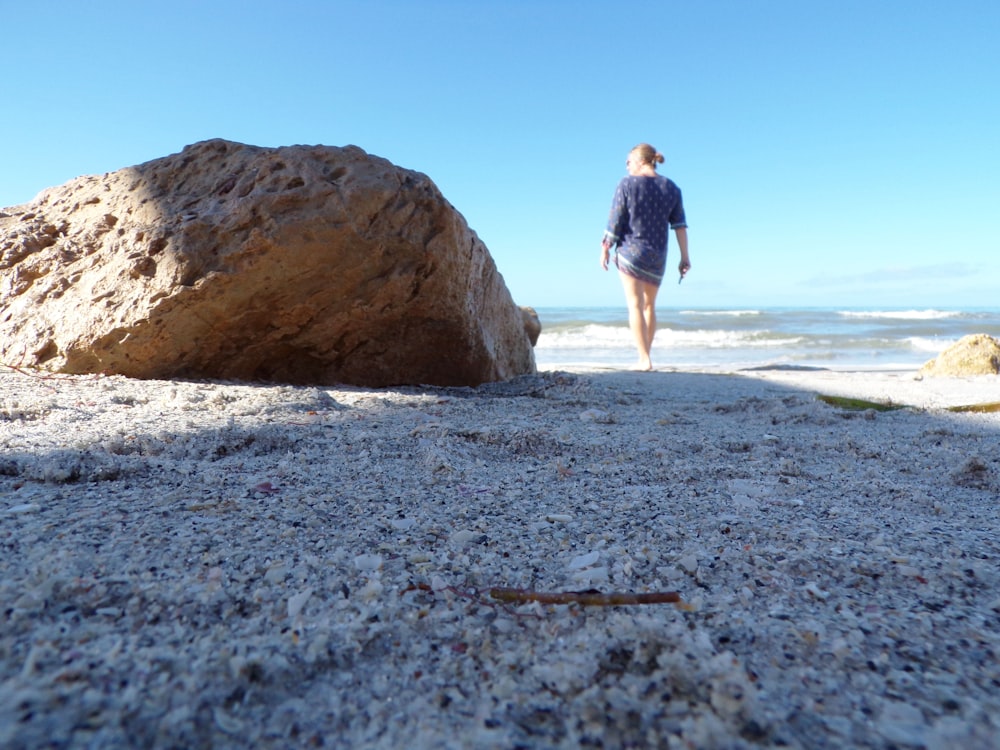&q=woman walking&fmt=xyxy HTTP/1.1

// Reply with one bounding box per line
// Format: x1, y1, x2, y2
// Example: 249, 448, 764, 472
601, 143, 690, 371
